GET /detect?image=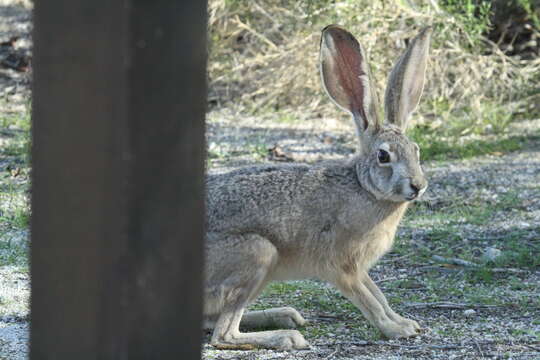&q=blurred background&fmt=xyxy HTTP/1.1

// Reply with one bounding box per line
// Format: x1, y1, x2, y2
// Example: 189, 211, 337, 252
206, 0, 540, 163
